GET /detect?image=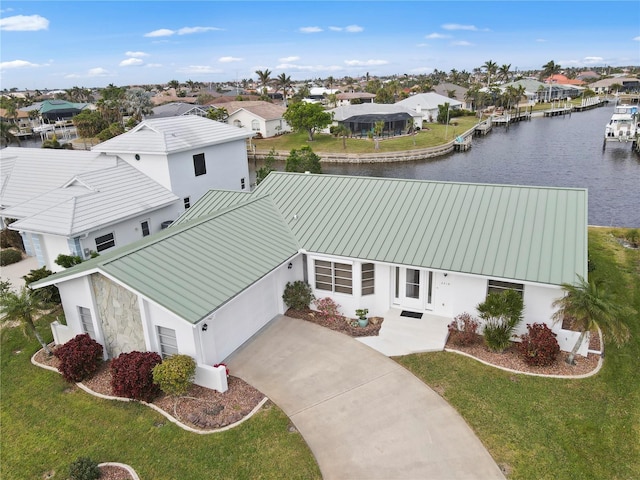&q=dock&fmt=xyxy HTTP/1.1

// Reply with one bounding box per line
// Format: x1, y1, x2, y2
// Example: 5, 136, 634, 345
491, 111, 531, 126
453, 134, 472, 151
543, 107, 573, 117
573, 97, 608, 112
474, 118, 492, 136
